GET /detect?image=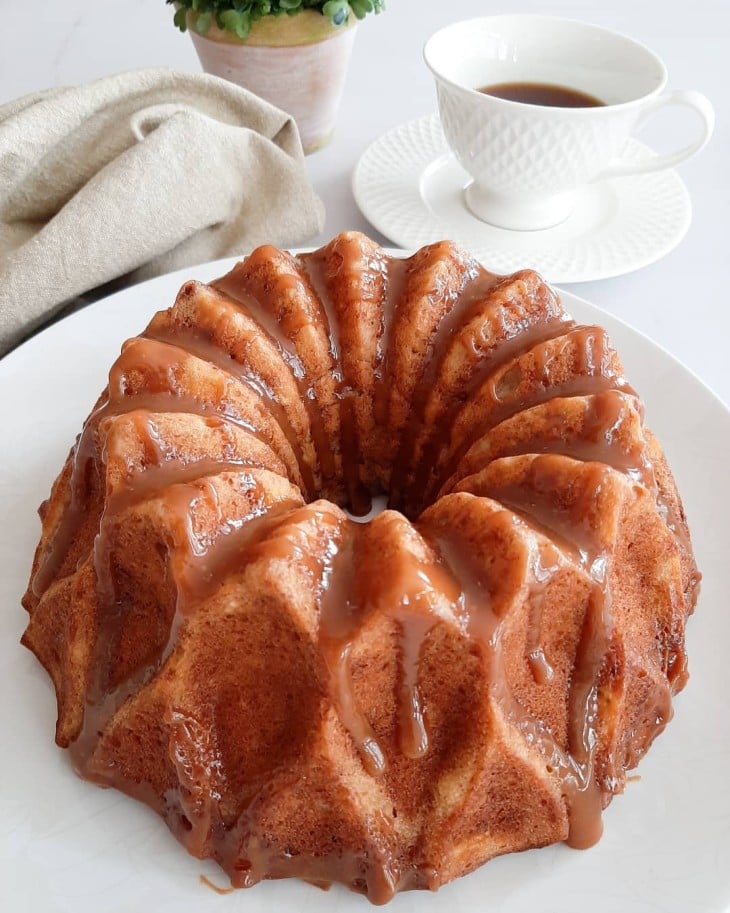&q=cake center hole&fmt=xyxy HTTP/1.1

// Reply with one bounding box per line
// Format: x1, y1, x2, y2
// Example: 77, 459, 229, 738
342, 494, 388, 524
